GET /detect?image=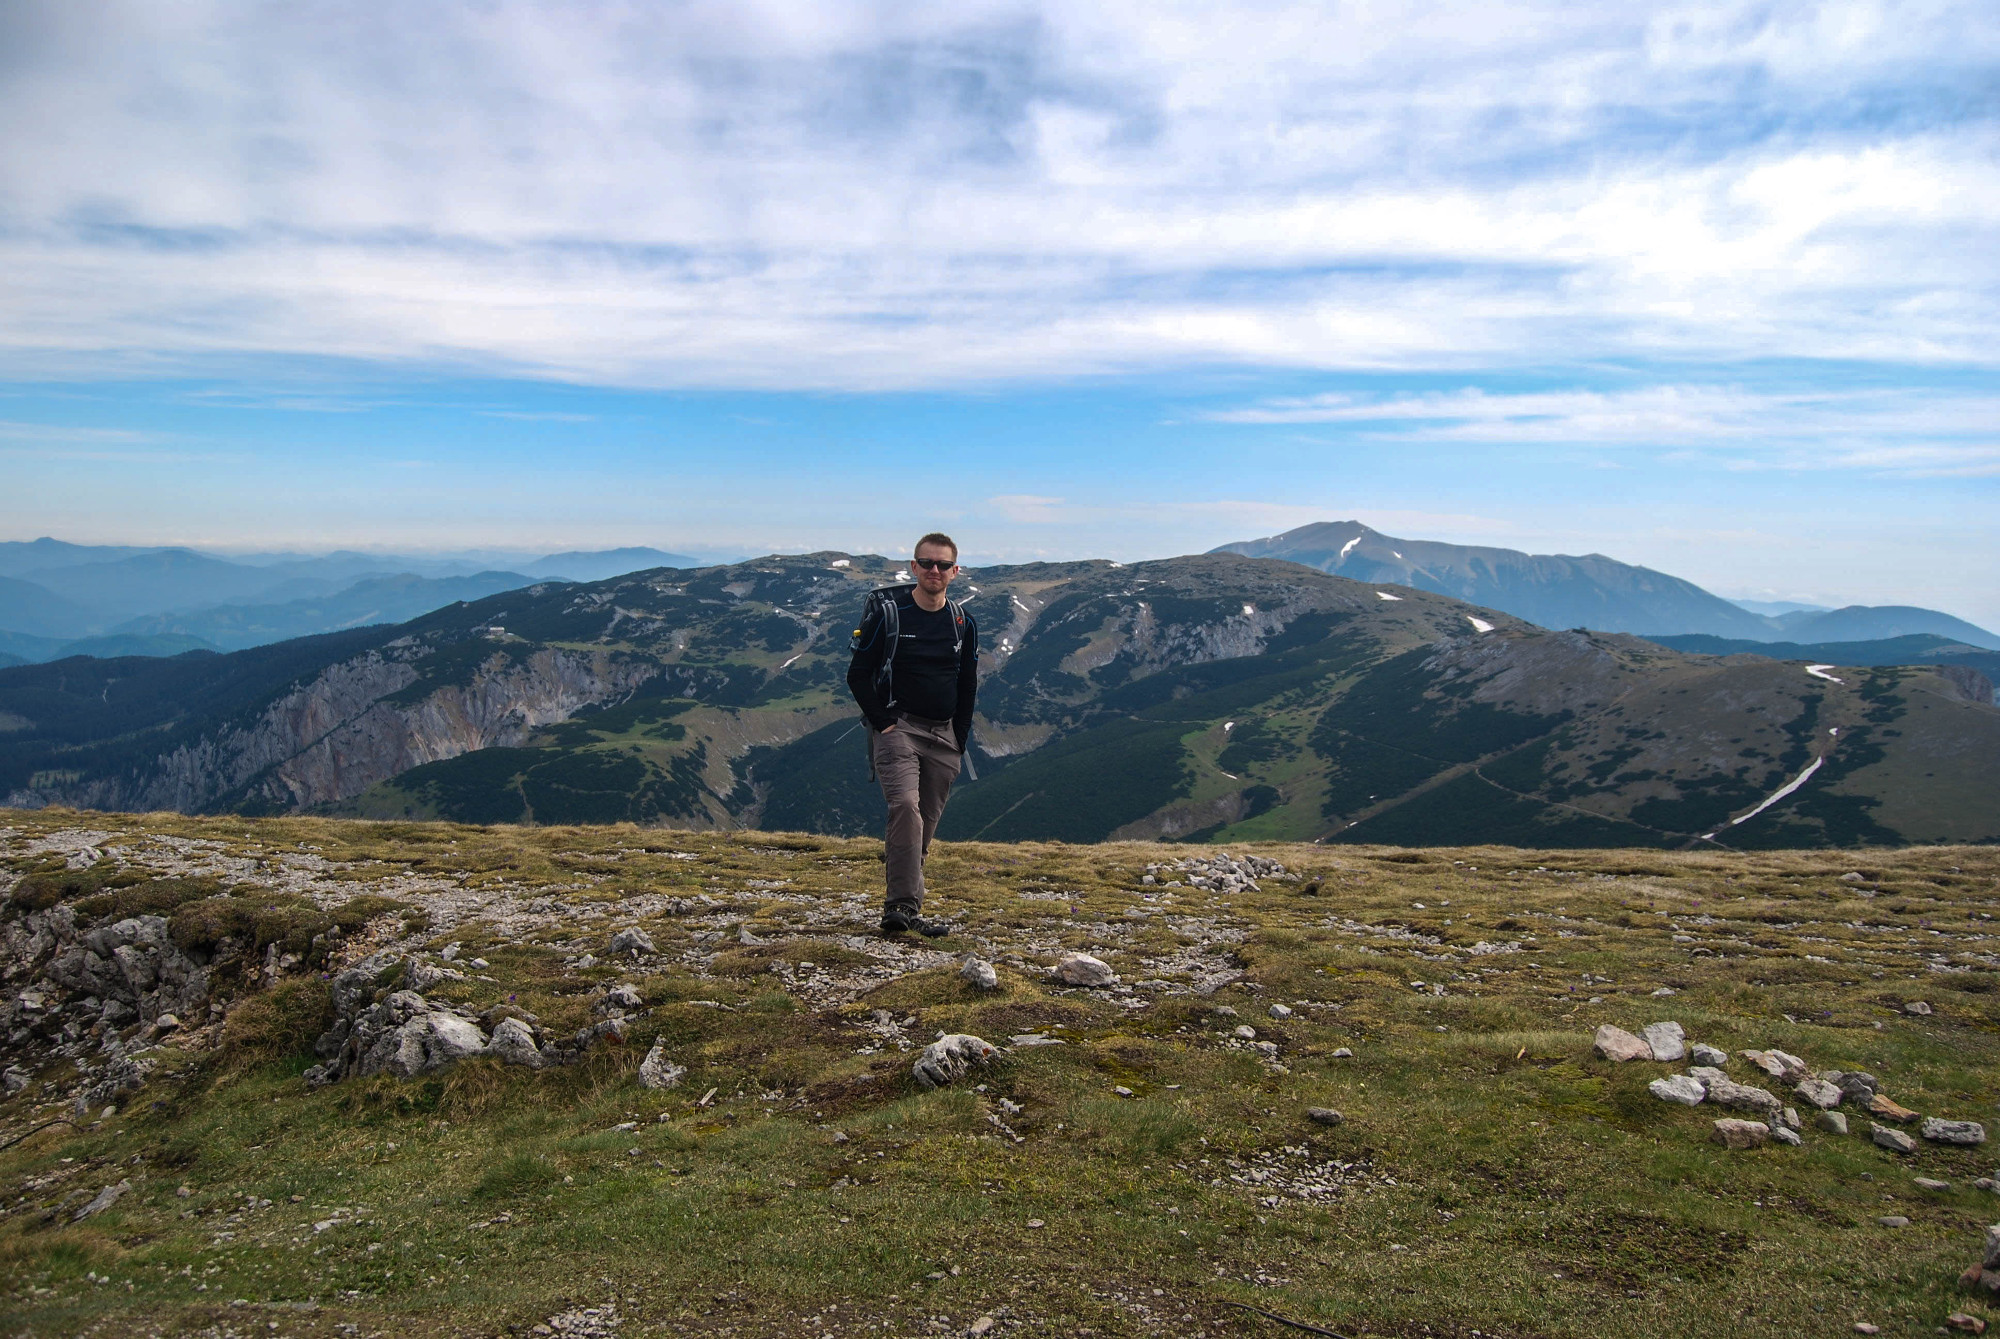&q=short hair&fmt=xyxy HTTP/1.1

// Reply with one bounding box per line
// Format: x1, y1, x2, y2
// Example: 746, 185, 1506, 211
914, 532, 958, 562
